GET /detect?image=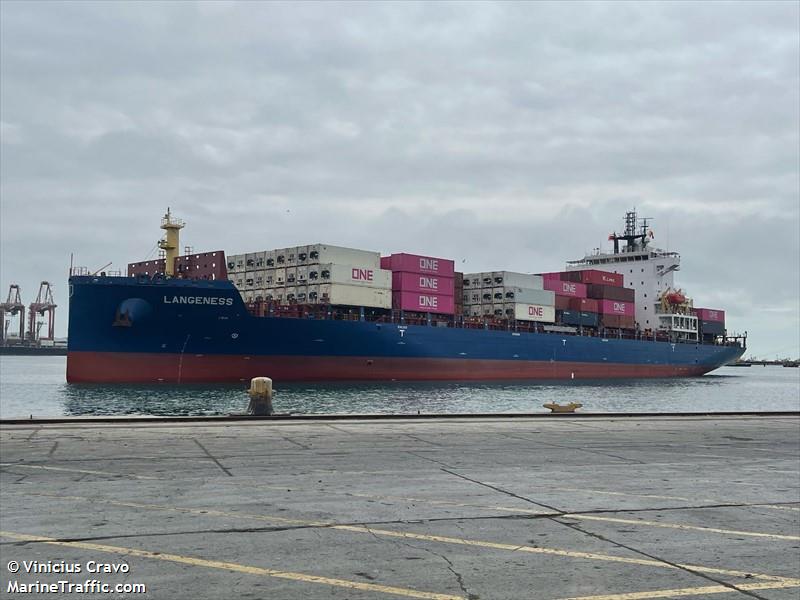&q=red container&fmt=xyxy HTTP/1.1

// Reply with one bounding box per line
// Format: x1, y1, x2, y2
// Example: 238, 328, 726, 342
392, 291, 455, 315
128, 250, 228, 281
392, 272, 455, 295
569, 297, 599, 312
563, 269, 623, 287
381, 253, 455, 277
598, 299, 634, 316
543, 279, 587, 298
695, 308, 725, 323
539, 272, 565, 282
586, 284, 635, 302
554, 295, 572, 310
